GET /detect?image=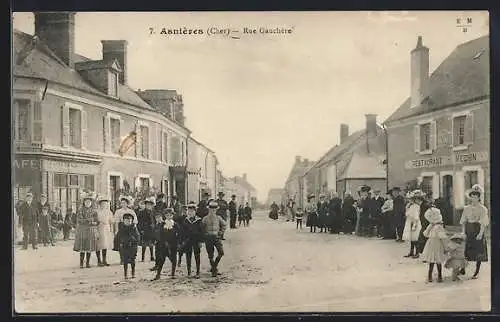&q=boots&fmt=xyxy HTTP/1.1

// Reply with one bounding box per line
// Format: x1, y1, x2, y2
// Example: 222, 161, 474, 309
97, 251, 104, 267
150, 246, 155, 262
85, 252, 91, 268
437, 264, 443, 283
131, 262, 136, 279
124, 264, 128, 279
102, 249, 110, 266
141, 247, 146, 262
79, 252, 85, 268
